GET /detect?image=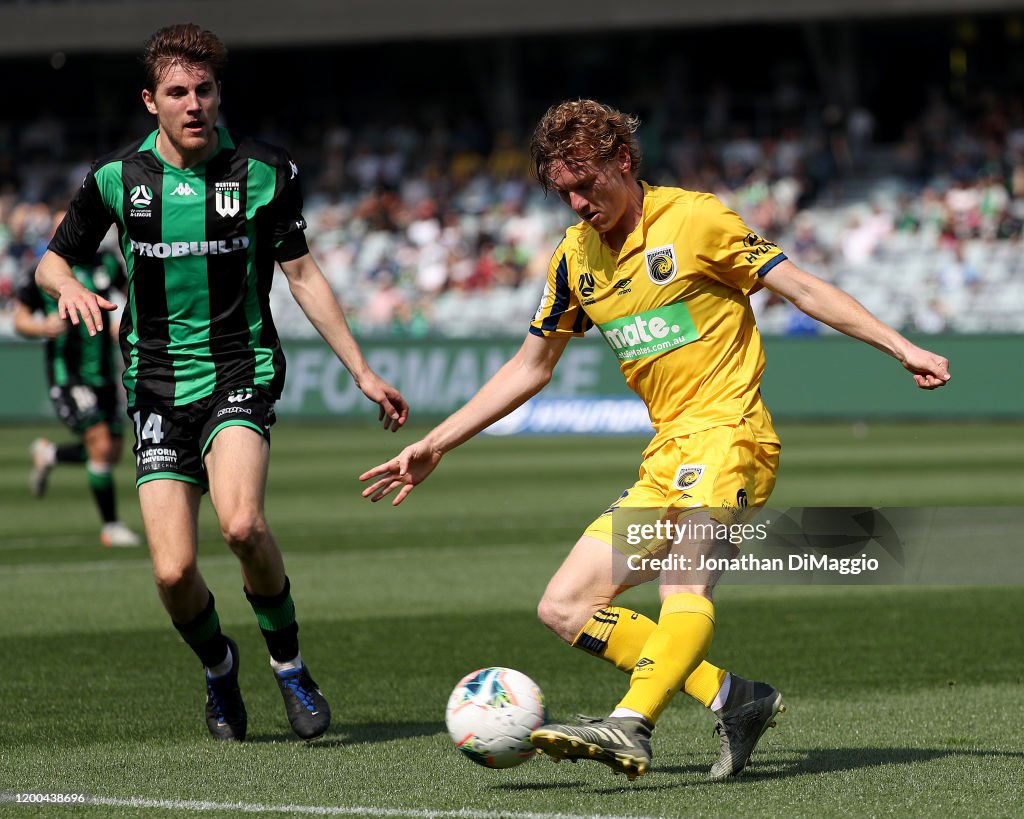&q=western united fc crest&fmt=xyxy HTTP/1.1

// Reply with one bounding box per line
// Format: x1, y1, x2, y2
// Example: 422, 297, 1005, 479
645, 244, 677, 285
215, 181, 240, 217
